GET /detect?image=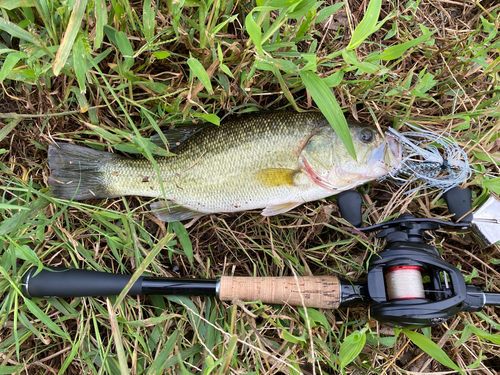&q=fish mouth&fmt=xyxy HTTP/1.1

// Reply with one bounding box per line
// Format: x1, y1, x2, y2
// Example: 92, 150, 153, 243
385, 134, 403, 171
386, 135, 402, 161
368, 135, 402, 172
